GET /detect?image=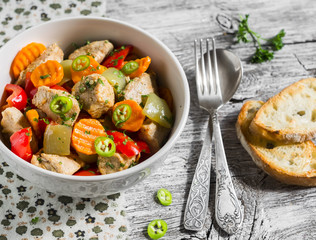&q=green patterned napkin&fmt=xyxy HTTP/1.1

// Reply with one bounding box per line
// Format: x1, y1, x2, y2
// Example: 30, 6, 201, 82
0, 1, 129, 239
